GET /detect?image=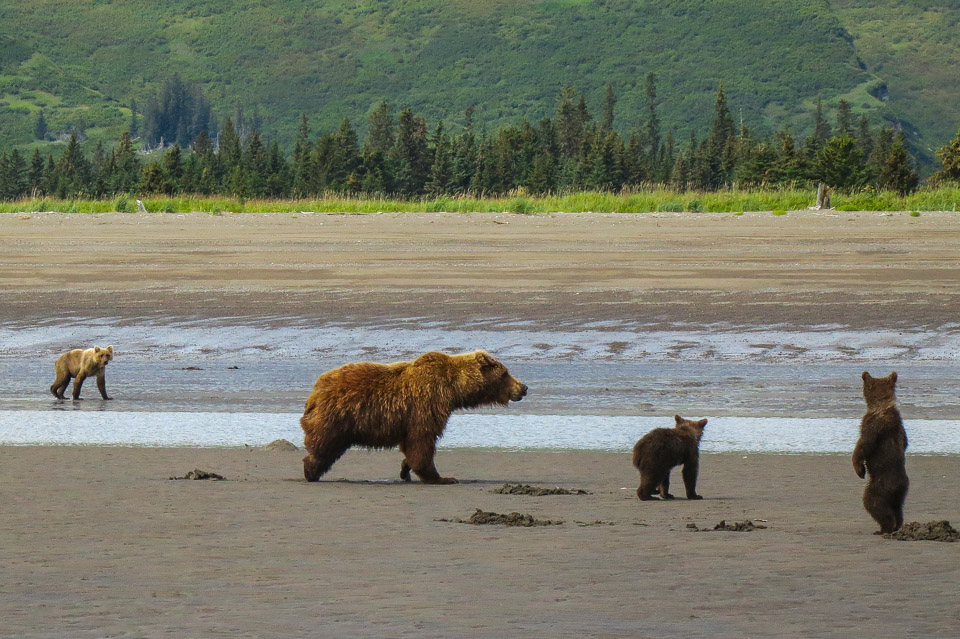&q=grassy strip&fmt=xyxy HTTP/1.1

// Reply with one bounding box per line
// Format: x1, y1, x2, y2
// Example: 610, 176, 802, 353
2, 188, 960, 214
